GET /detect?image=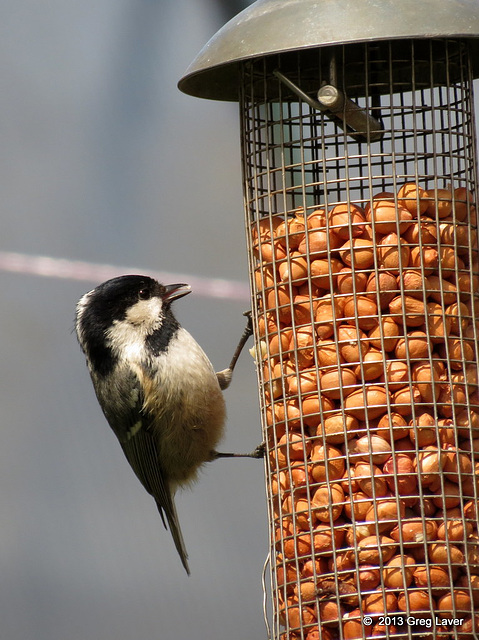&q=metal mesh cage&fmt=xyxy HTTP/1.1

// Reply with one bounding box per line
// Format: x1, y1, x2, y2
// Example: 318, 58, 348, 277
242, 39, 479, 639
